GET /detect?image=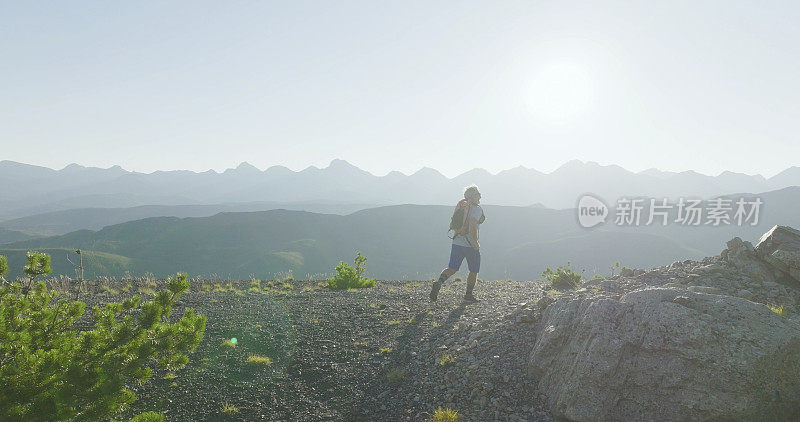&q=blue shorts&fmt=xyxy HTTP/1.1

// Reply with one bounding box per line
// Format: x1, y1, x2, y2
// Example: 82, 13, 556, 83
448, 244, 481, 273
